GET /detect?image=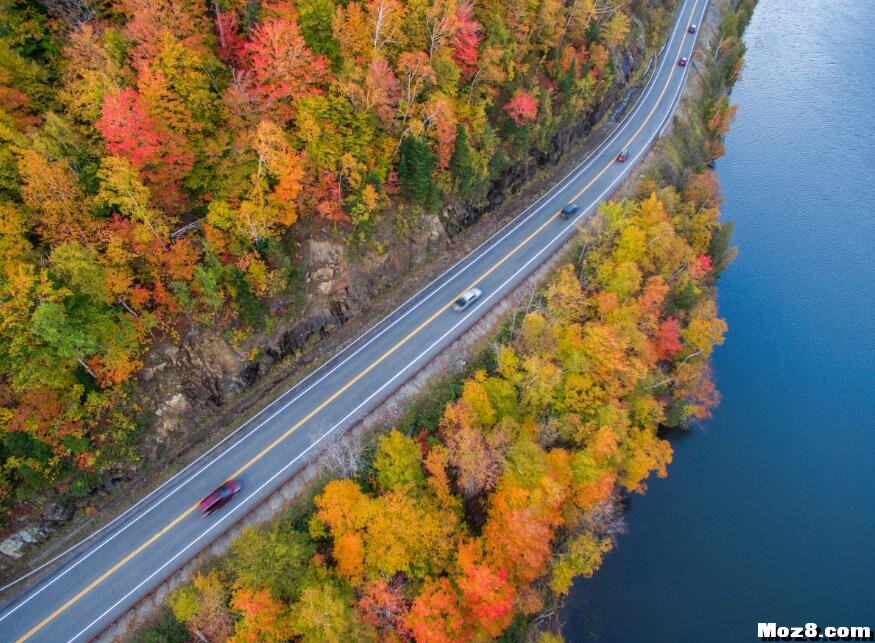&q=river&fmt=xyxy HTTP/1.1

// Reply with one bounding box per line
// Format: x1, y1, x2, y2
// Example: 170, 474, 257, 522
562, 1, 875, 640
